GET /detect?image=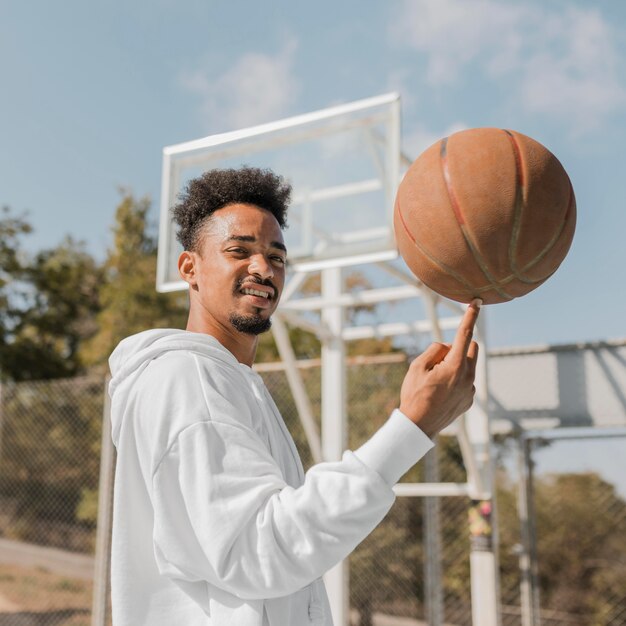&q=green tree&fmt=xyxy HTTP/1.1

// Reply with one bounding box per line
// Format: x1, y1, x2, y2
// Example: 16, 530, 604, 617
8, 237, 103, 380
0, 206, 32, 376
495, 465, 626, 624
81, 191, 187, 367
534, 472, 626, 620
0, 376, 103, 551
0, 208, 102, 381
